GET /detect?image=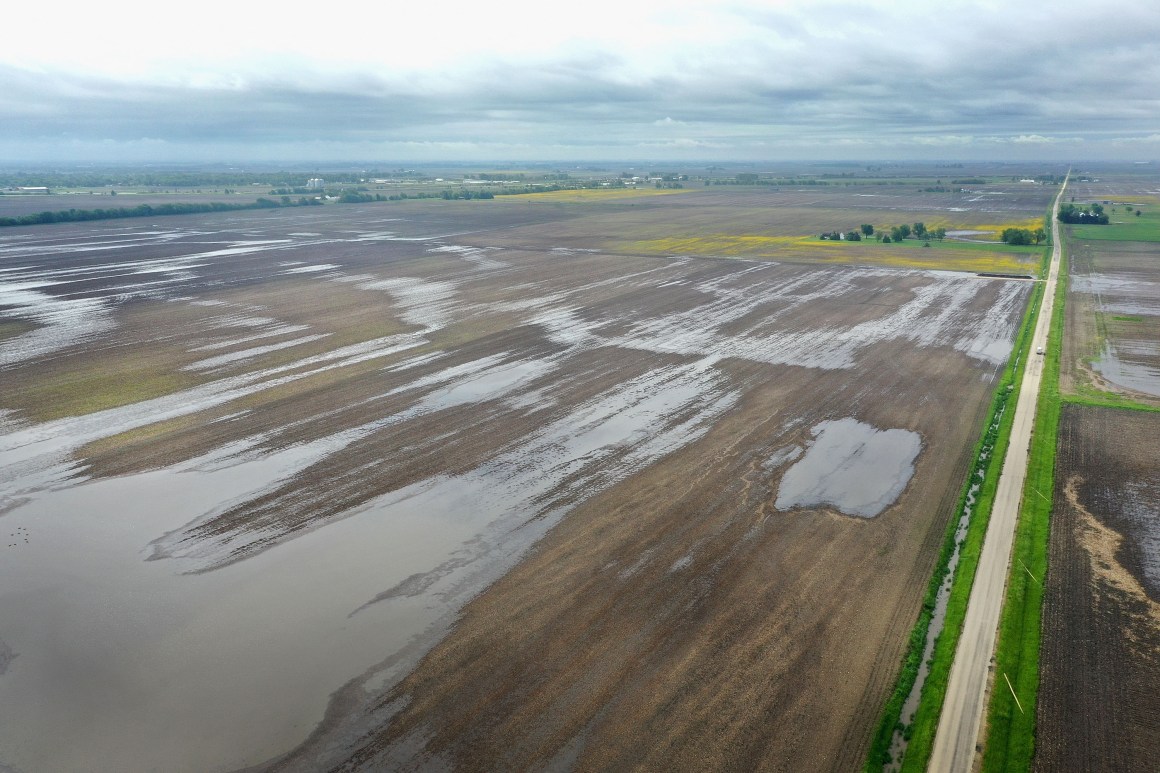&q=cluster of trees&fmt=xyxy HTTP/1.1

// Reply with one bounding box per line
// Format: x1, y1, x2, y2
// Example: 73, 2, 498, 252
1007, 174, 1063, 184
1000, 227, 1047, 245
1058, 202, 1109, 224
818, 222, 953, 244
269, 186, 319, 195
339, 192, 385, 203
878, 222, 947, 243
